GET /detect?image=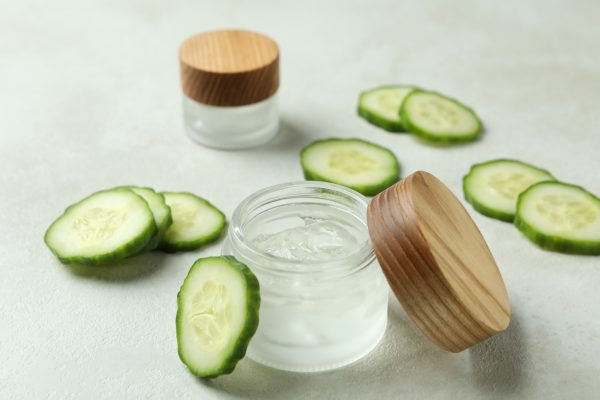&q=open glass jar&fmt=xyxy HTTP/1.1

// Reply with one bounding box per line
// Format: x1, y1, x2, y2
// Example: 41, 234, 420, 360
223, 182, 388, 372
222, 172, 512, 372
